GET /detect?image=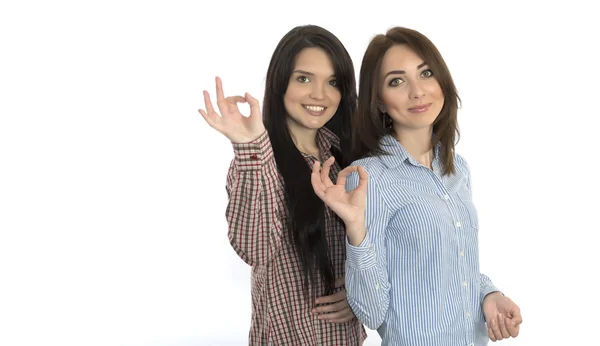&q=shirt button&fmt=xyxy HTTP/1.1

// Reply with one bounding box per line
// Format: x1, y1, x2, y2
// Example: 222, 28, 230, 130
459, 250, 464, 256
442, 194, 450, 200
455, 221, 462, 228
466, 312, 471, 317
375, 283, 380, 290
463, 281, 468, 287
250, 154, 259, 160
